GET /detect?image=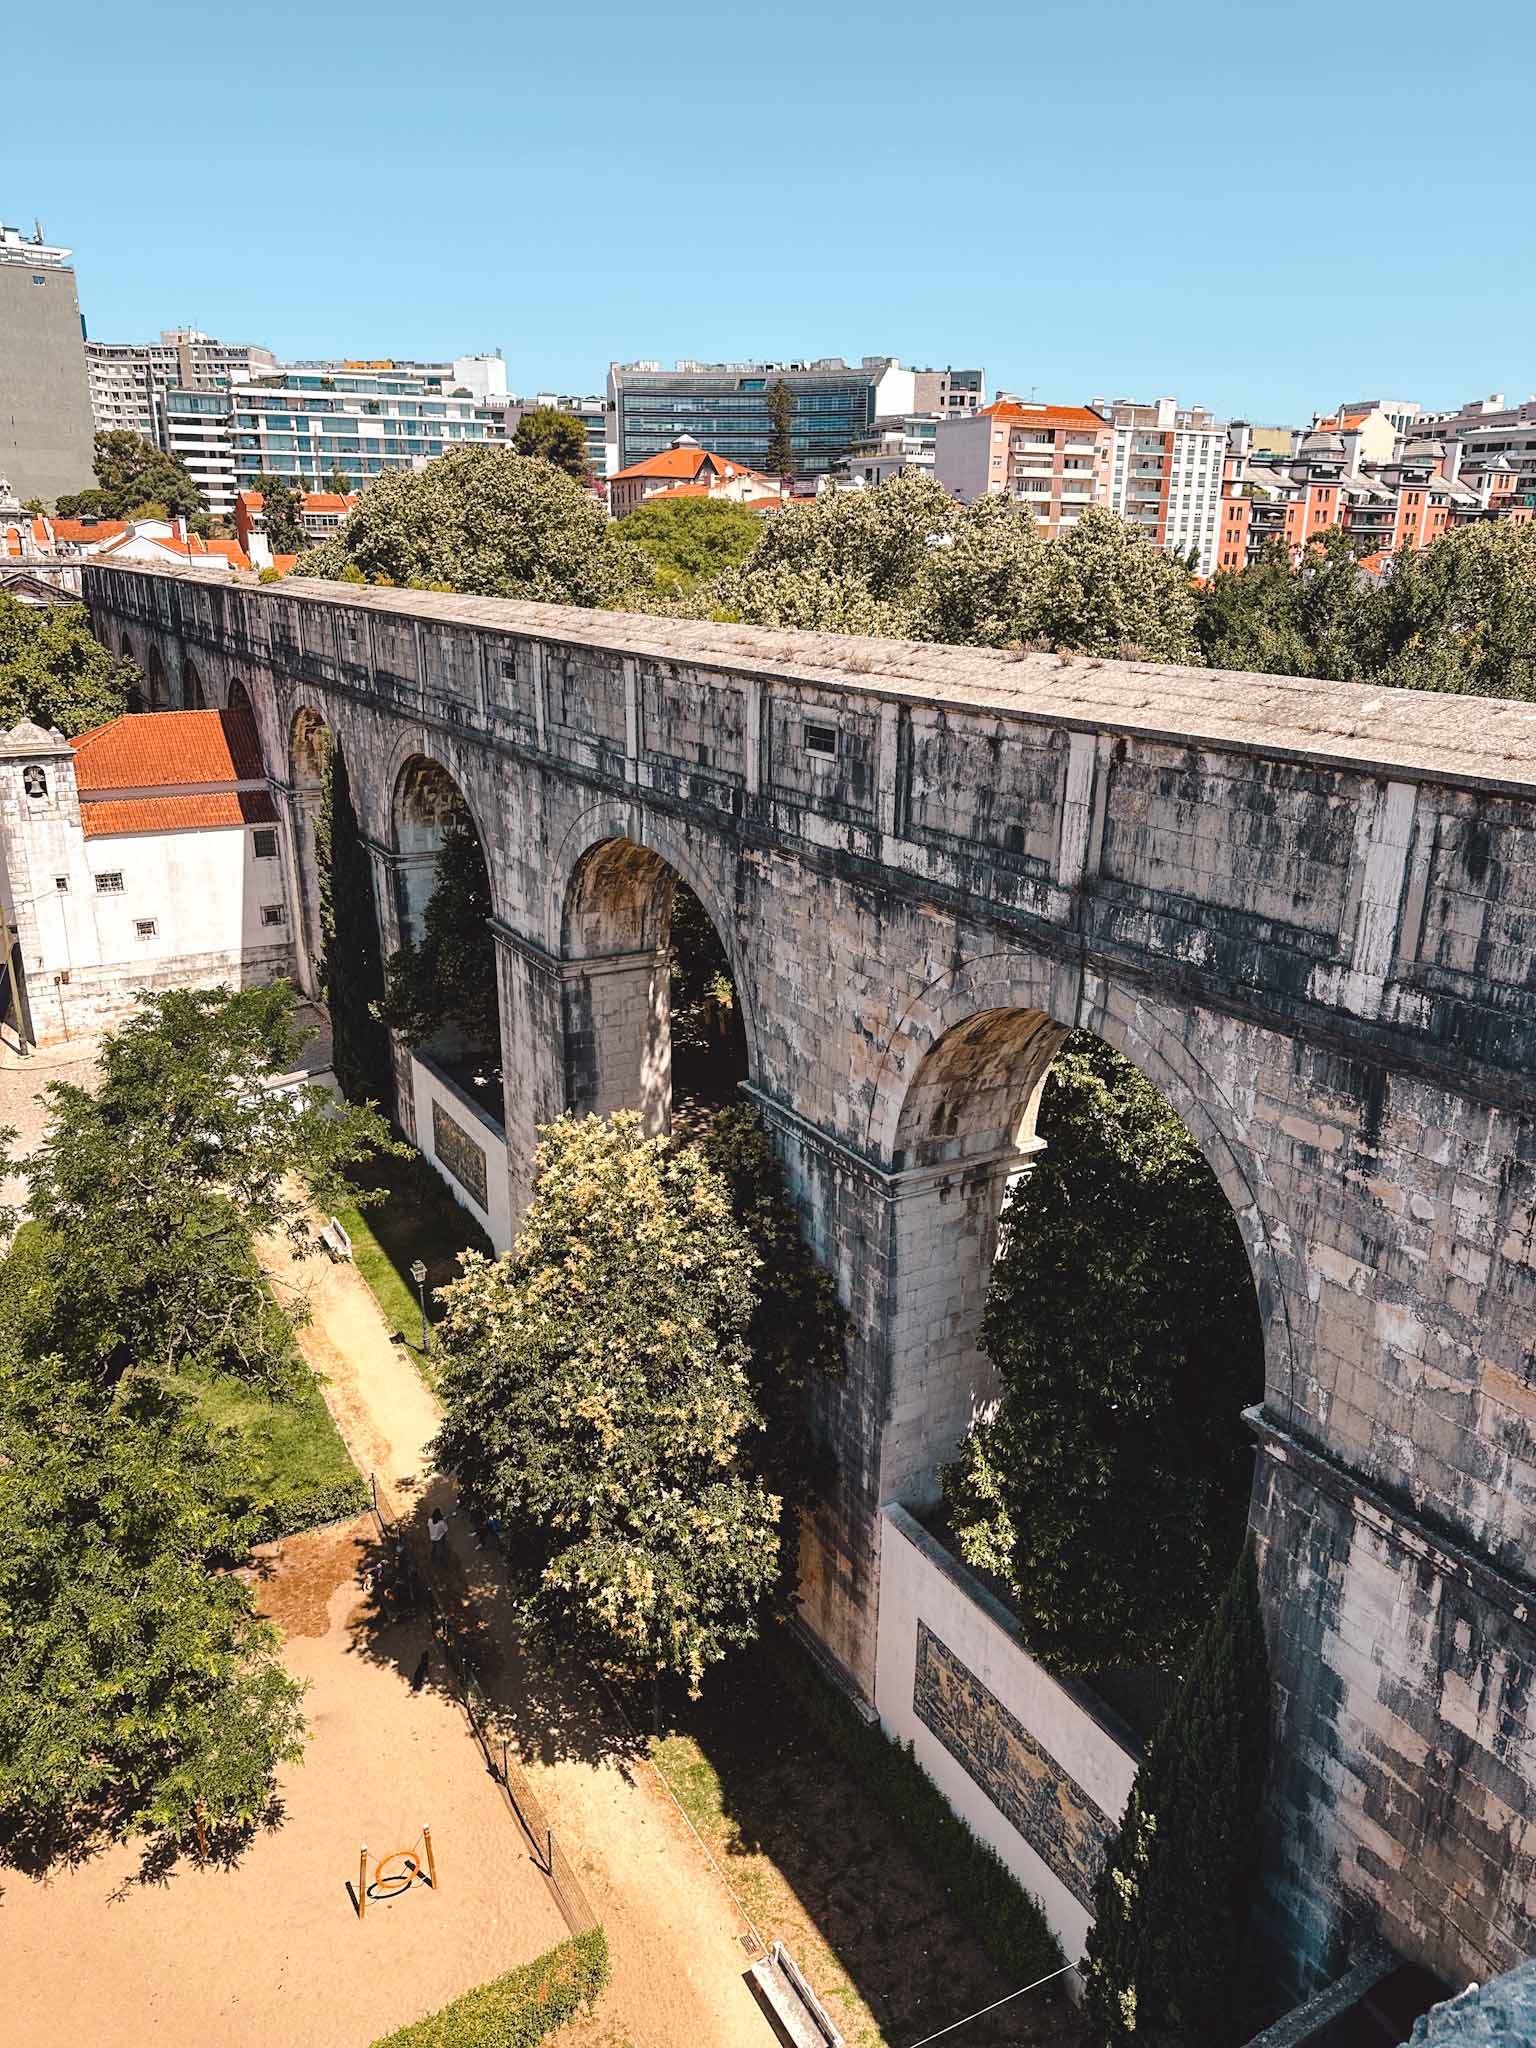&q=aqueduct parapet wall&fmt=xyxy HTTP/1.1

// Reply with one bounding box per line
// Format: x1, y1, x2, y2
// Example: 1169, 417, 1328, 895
87, 563, 1536, 1994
